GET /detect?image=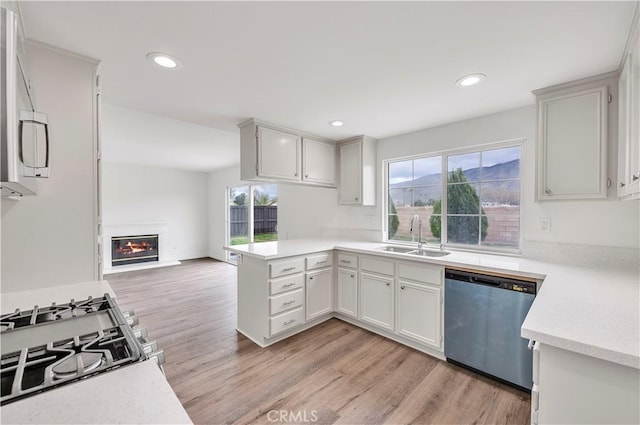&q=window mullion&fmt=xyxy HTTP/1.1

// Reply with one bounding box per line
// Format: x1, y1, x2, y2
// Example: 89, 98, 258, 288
248, 185, 255, 243
441, 155, 448, 245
